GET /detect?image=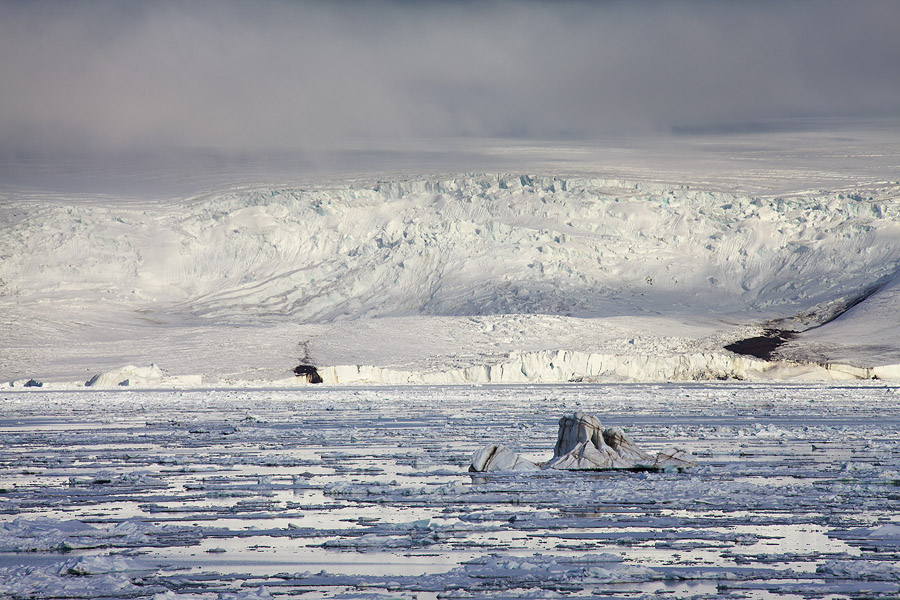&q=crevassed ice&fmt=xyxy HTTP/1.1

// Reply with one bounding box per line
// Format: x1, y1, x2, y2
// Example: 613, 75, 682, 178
2, 175, 899, 324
